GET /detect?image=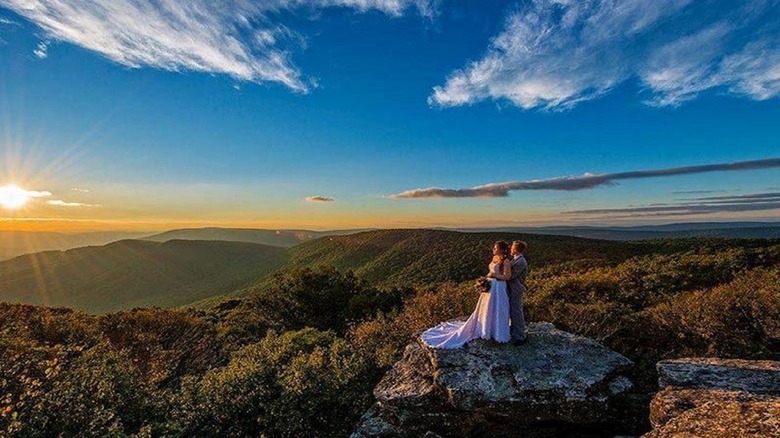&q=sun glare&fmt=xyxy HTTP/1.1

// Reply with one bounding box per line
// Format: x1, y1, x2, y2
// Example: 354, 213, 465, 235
0, 185, 32, 209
